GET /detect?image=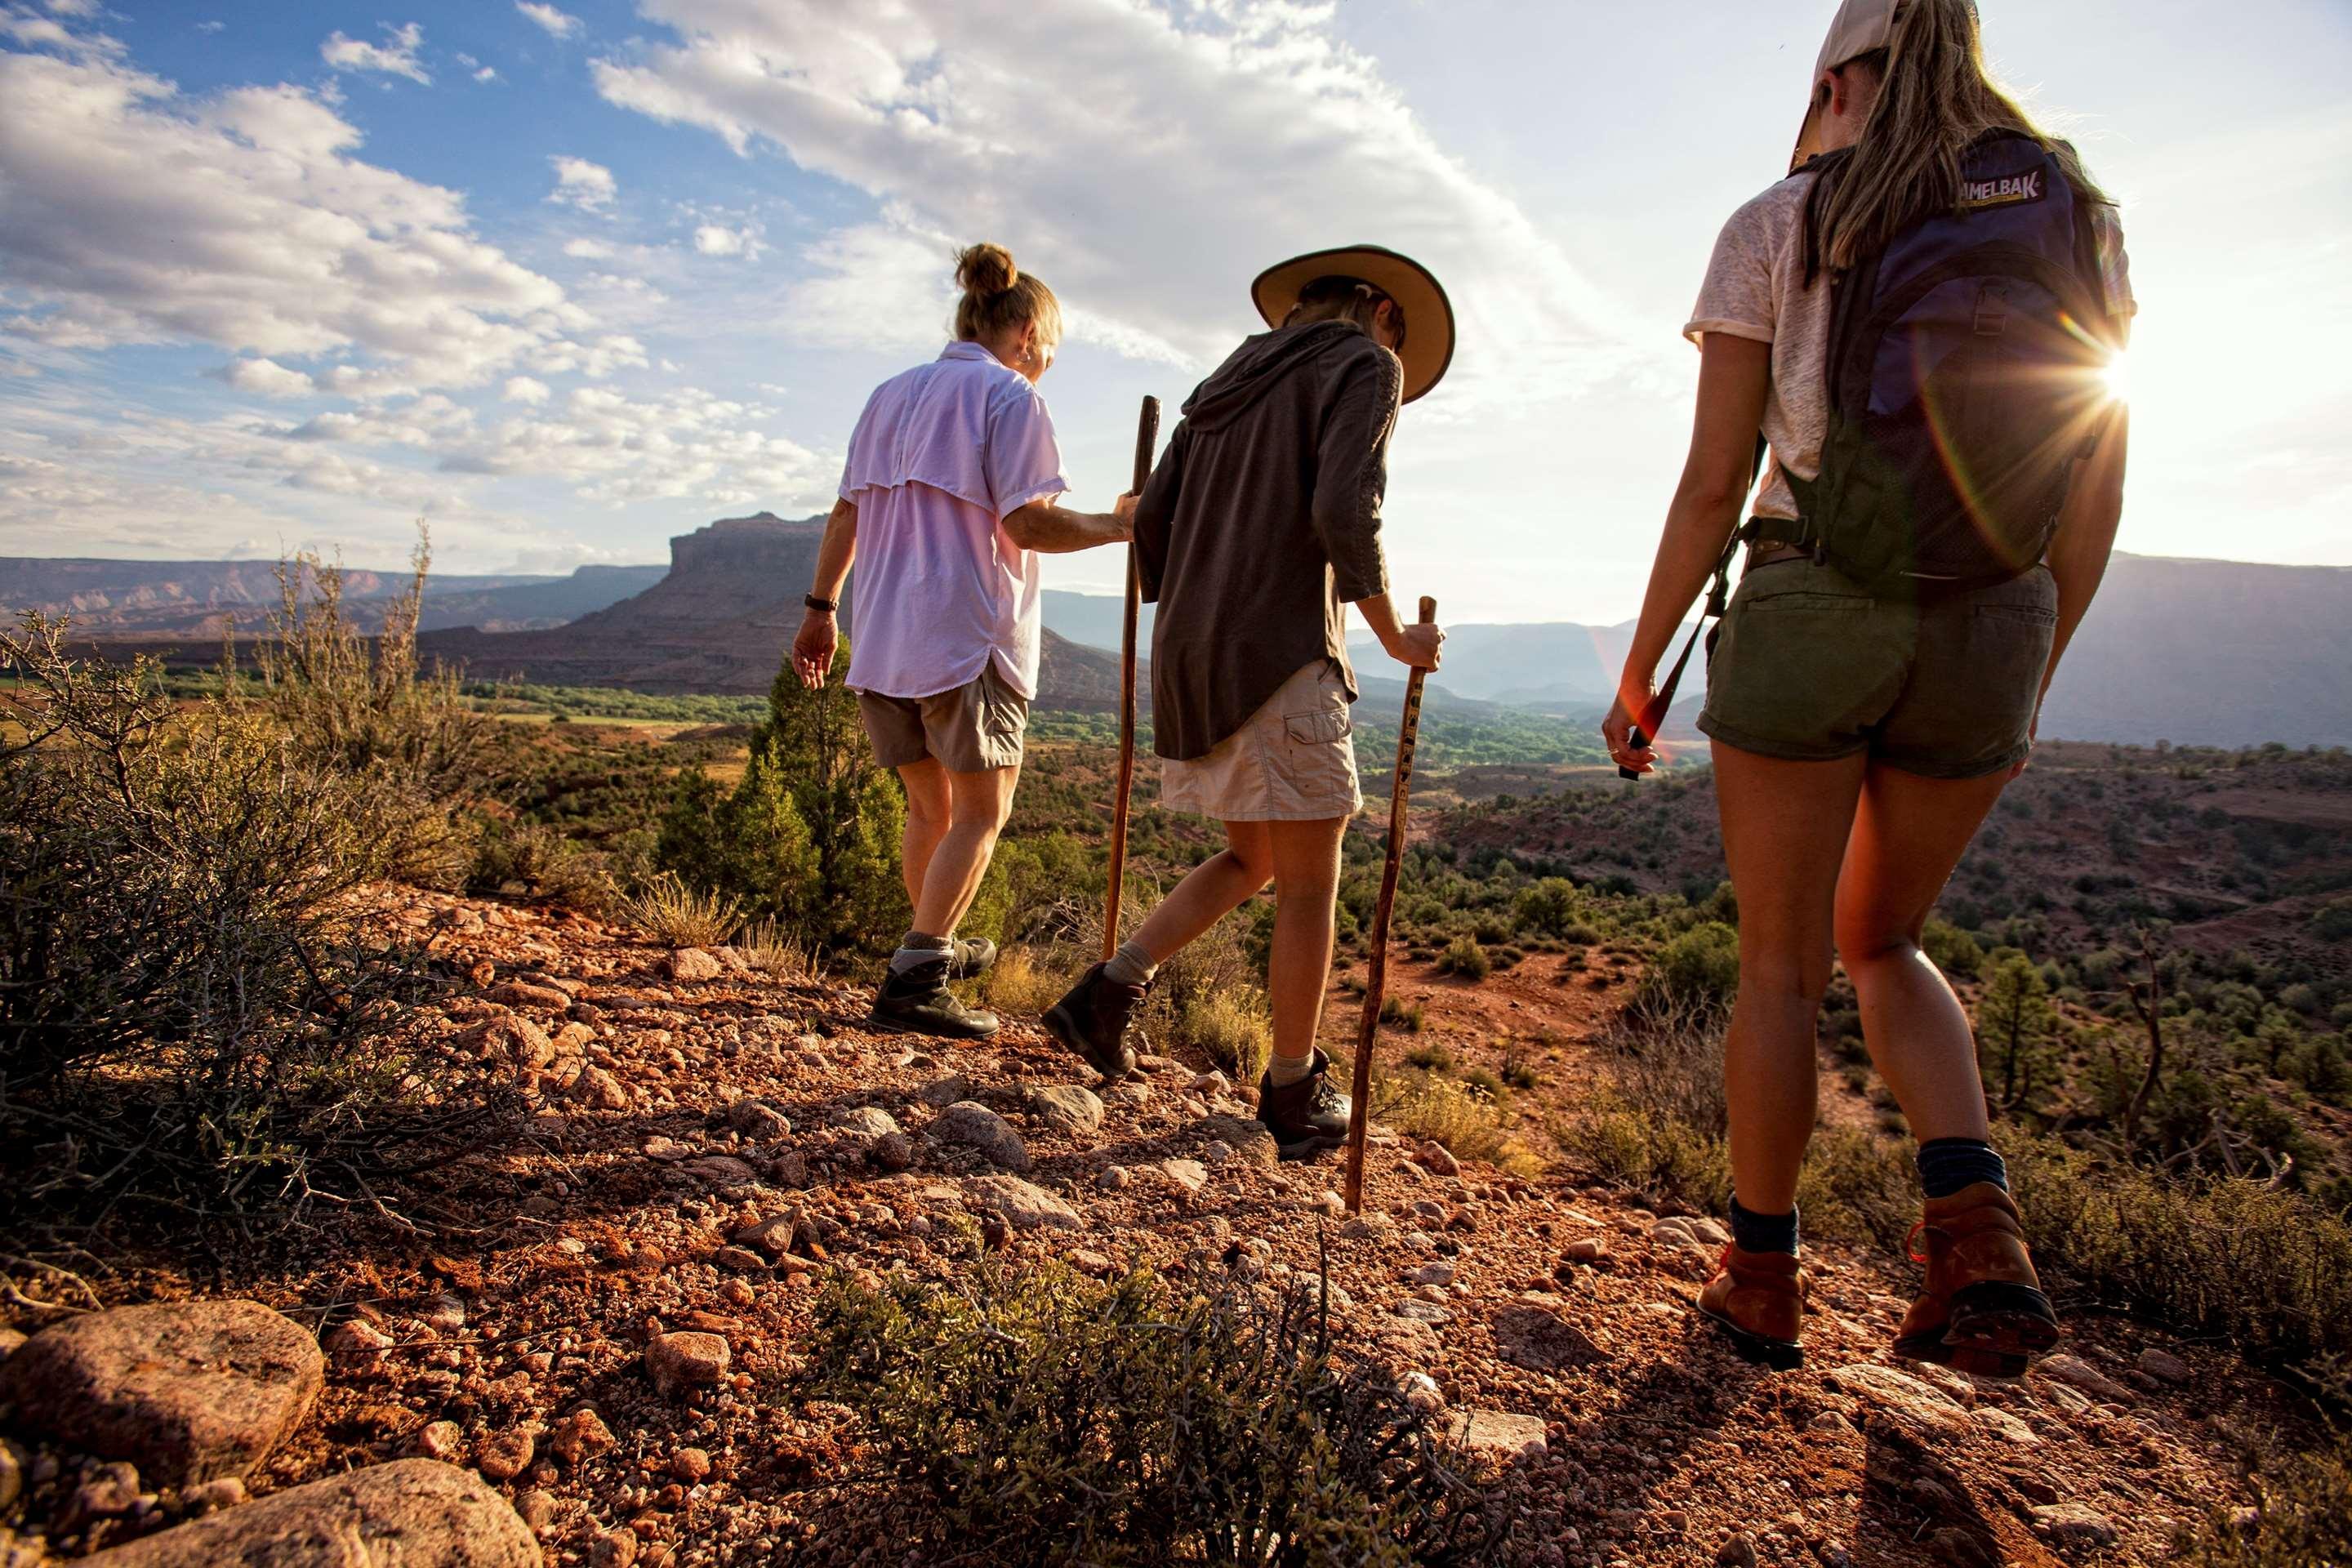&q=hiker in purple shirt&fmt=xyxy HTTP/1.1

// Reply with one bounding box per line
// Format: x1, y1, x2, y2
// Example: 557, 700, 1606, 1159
794, 244, 1133, 1040
1044, 245, 1455, 1160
